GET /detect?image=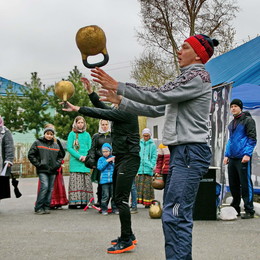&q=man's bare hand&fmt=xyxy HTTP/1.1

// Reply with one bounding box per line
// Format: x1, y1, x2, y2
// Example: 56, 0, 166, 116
223, 157, 229, 165
99, 89, 122, 104
242, 155, 250, 163
81, 77, 93, 94
62, 101, 80, 112
91, 67, 118, 91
